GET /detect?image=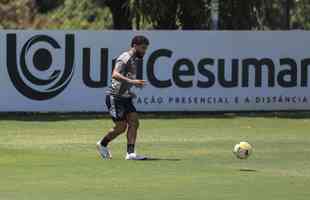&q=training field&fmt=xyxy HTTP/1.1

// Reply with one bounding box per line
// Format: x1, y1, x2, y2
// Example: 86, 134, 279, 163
0, 113, 310, 200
